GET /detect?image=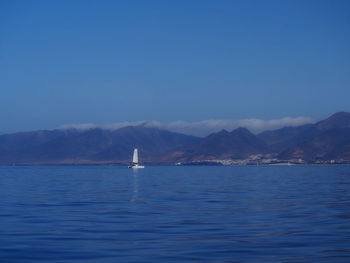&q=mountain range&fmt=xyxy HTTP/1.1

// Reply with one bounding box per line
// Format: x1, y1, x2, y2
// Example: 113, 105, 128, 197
0, 126, 199, 164
0, 112, 349, 164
